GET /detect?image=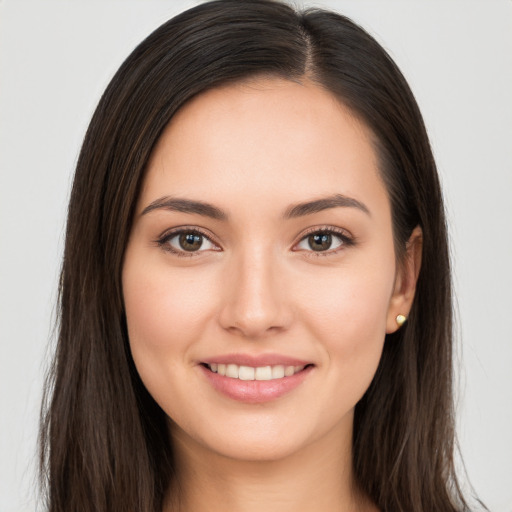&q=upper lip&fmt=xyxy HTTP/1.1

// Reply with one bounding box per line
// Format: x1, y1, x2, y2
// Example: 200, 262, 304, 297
200, 353, 312, 367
